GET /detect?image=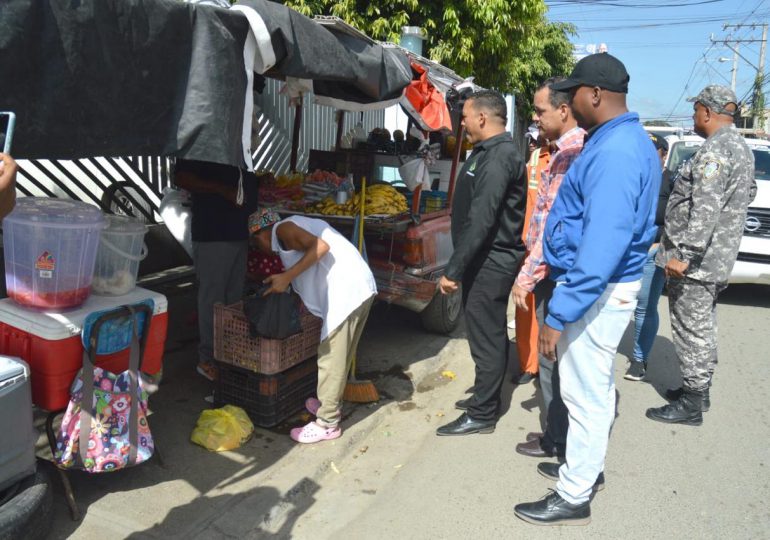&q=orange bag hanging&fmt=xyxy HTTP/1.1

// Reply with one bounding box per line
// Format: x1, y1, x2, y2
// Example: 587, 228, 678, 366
401, 62, 453, 132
